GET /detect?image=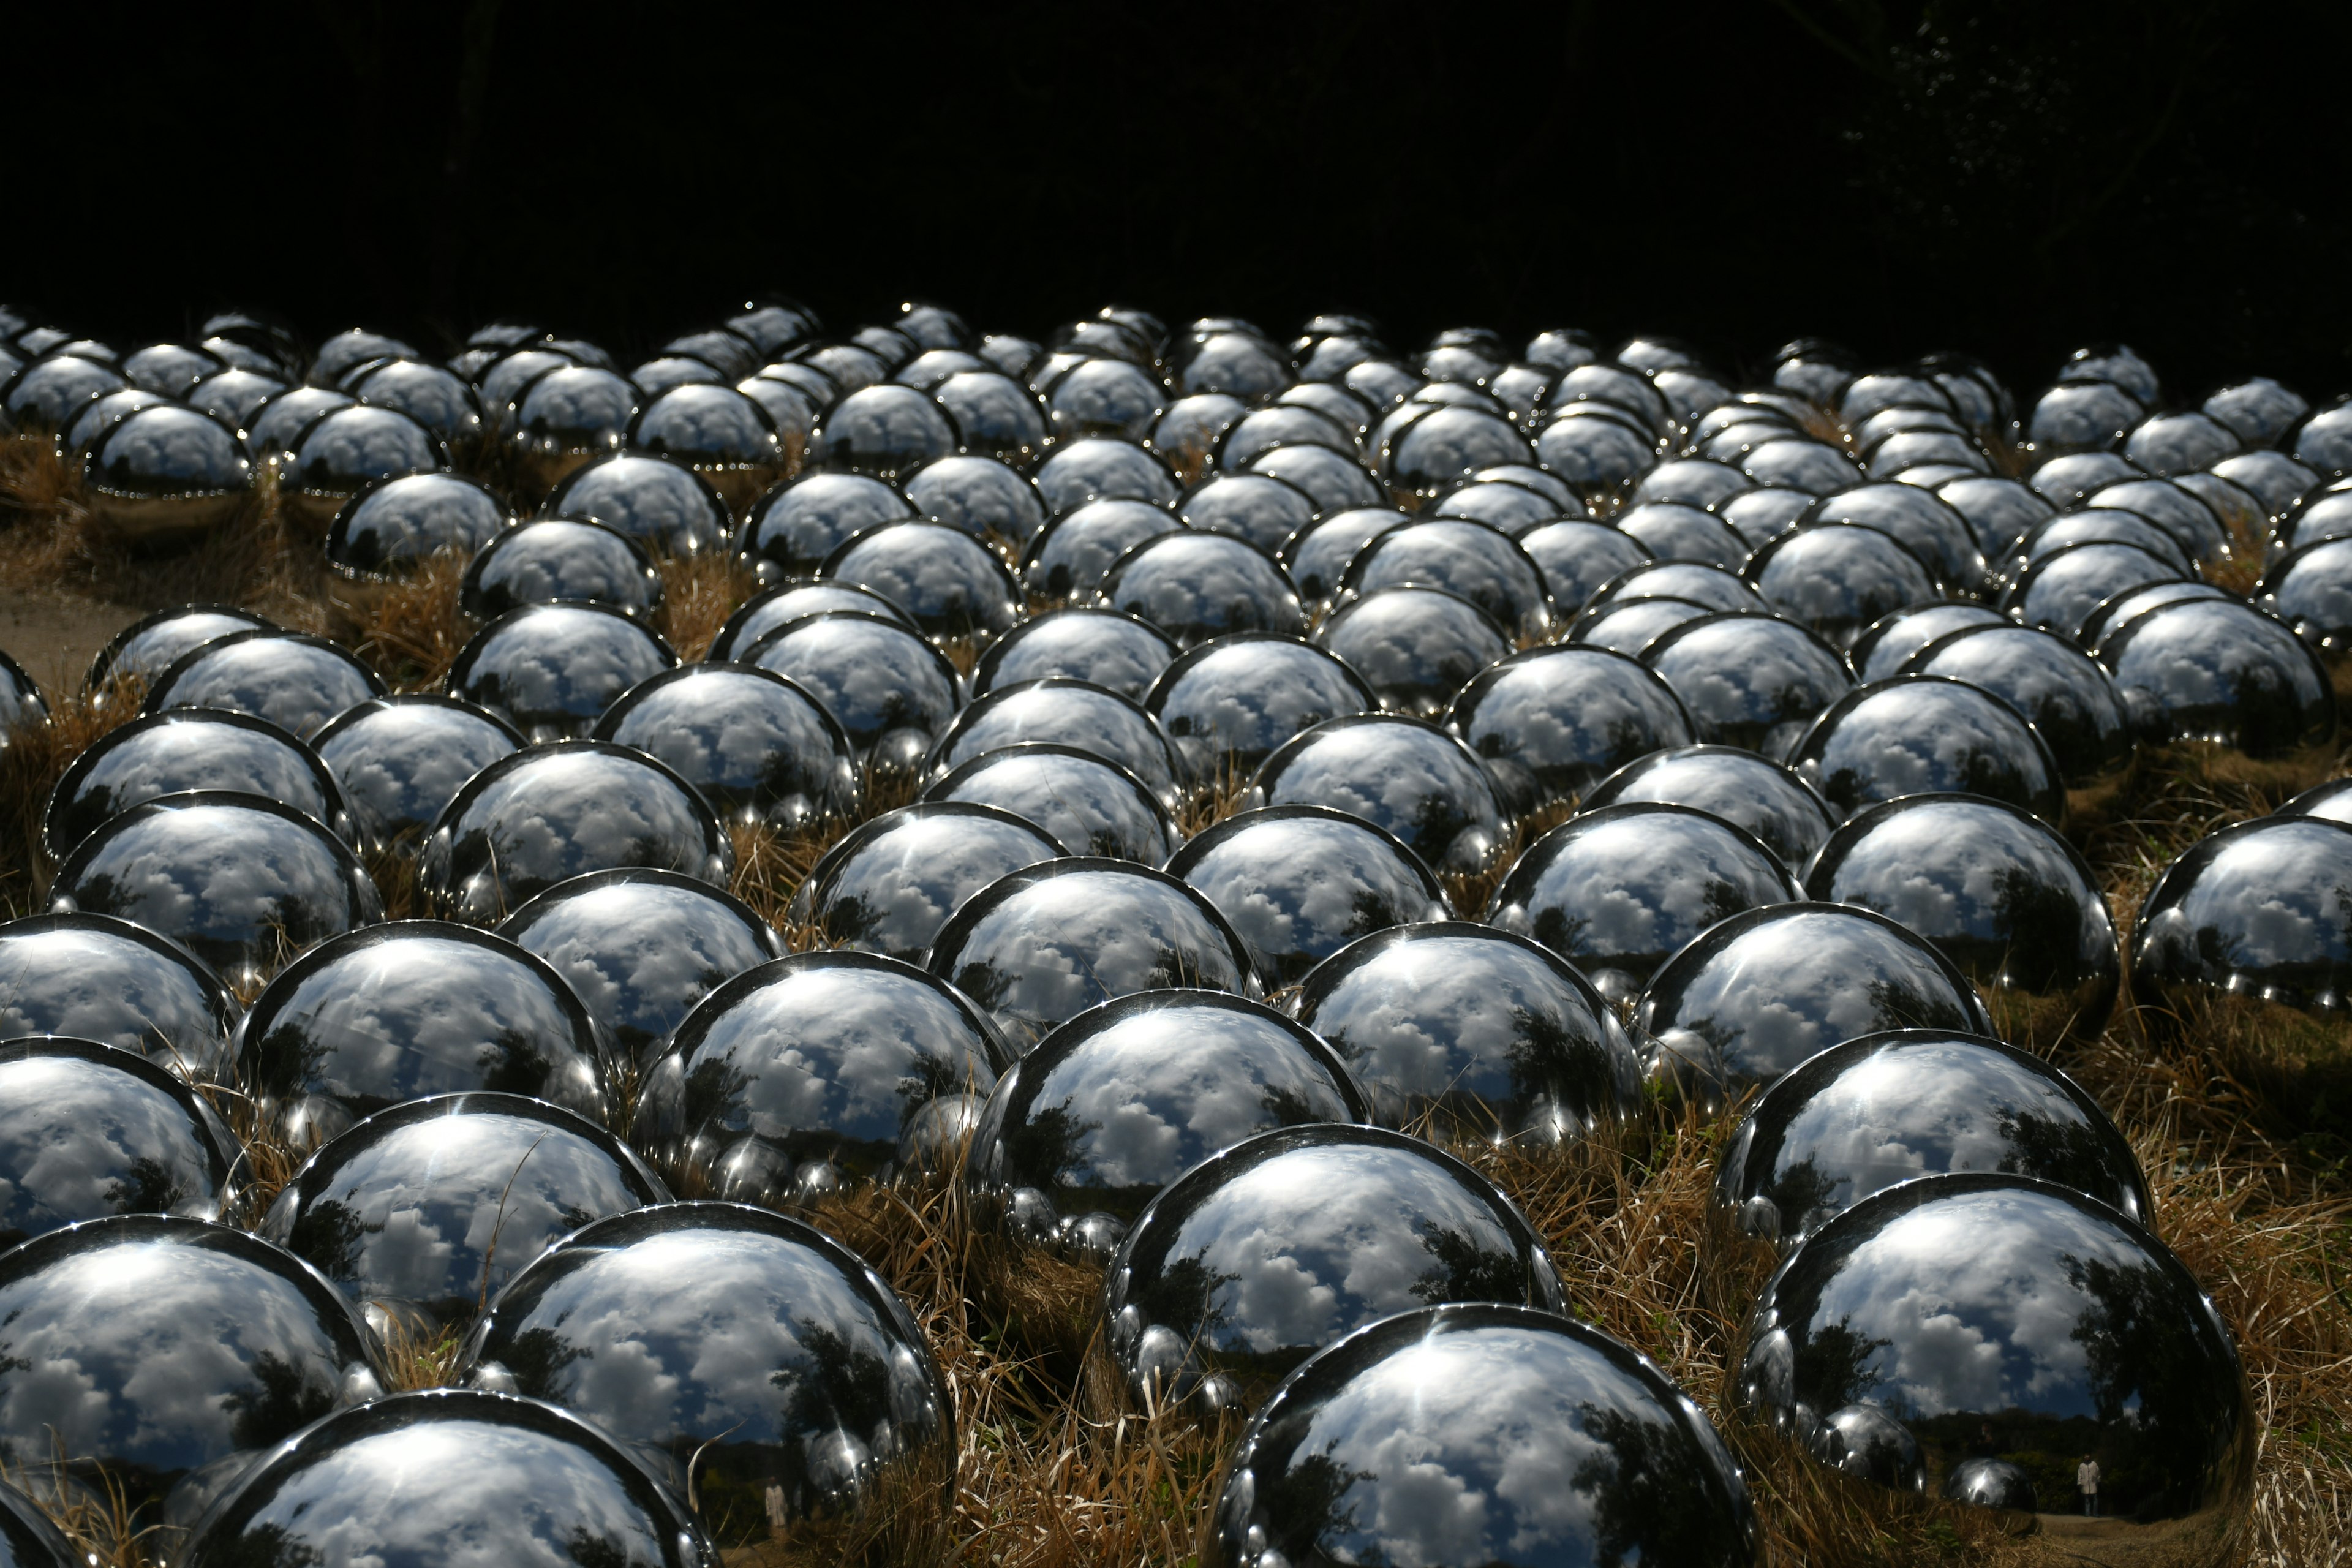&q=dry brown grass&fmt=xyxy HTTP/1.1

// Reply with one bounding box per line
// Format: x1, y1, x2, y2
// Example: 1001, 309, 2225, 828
344, 550, 472, 692
660, 551, 761, 662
